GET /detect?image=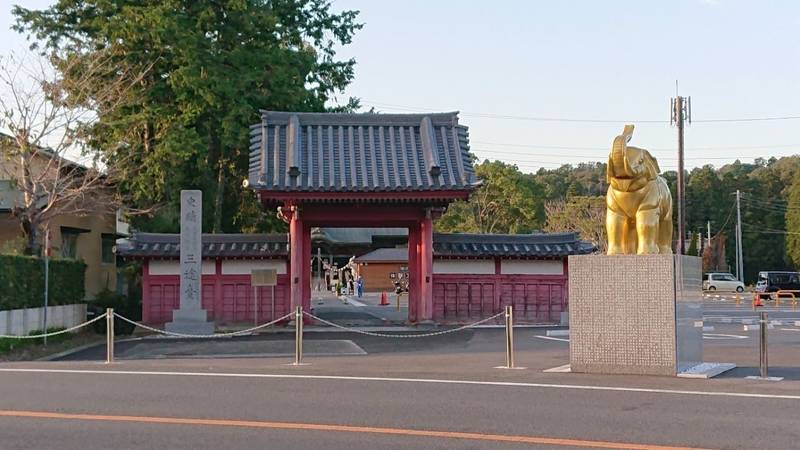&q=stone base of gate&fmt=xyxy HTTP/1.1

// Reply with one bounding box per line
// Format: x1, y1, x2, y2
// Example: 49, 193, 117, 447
568, 254, 703, 376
